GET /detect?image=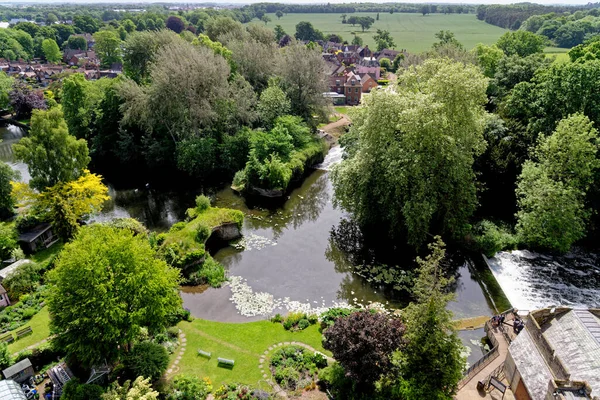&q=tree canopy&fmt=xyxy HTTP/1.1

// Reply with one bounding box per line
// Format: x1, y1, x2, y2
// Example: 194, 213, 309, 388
47, 224, 181, 366
332, 58, 488, 247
